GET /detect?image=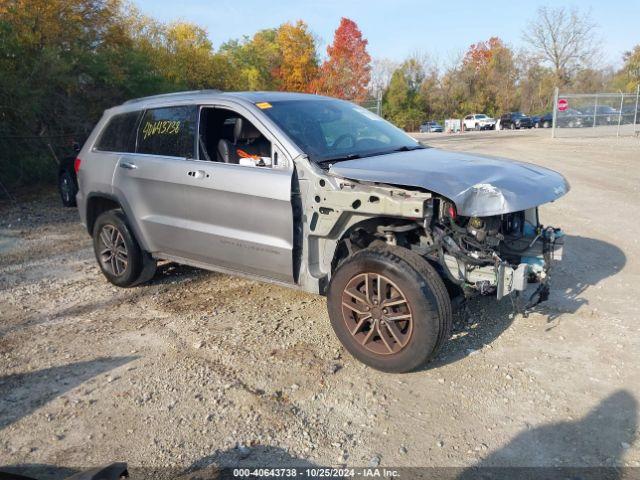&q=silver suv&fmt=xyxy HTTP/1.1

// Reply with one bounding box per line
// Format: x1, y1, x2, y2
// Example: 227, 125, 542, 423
76, 90, 568, 373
